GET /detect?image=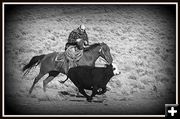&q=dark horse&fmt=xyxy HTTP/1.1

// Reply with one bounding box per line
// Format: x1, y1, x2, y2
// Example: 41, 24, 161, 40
23, 42, 113, 94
